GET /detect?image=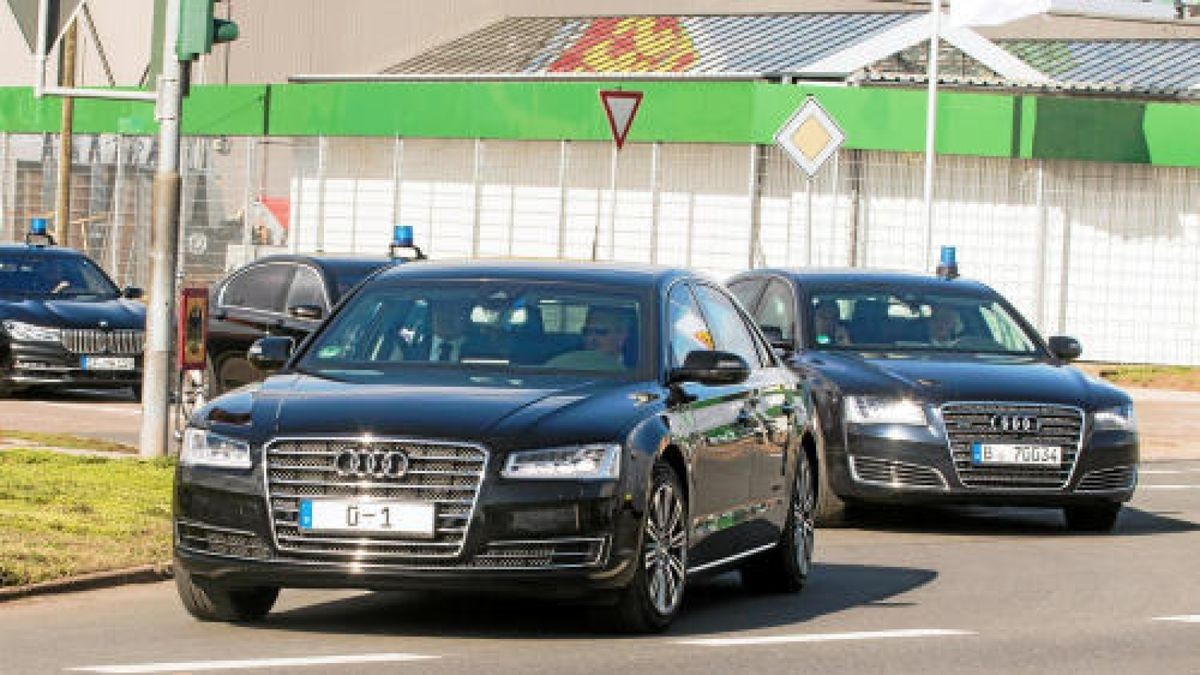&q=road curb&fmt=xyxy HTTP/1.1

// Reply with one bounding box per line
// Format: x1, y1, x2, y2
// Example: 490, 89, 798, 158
0, 562, 173, 603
